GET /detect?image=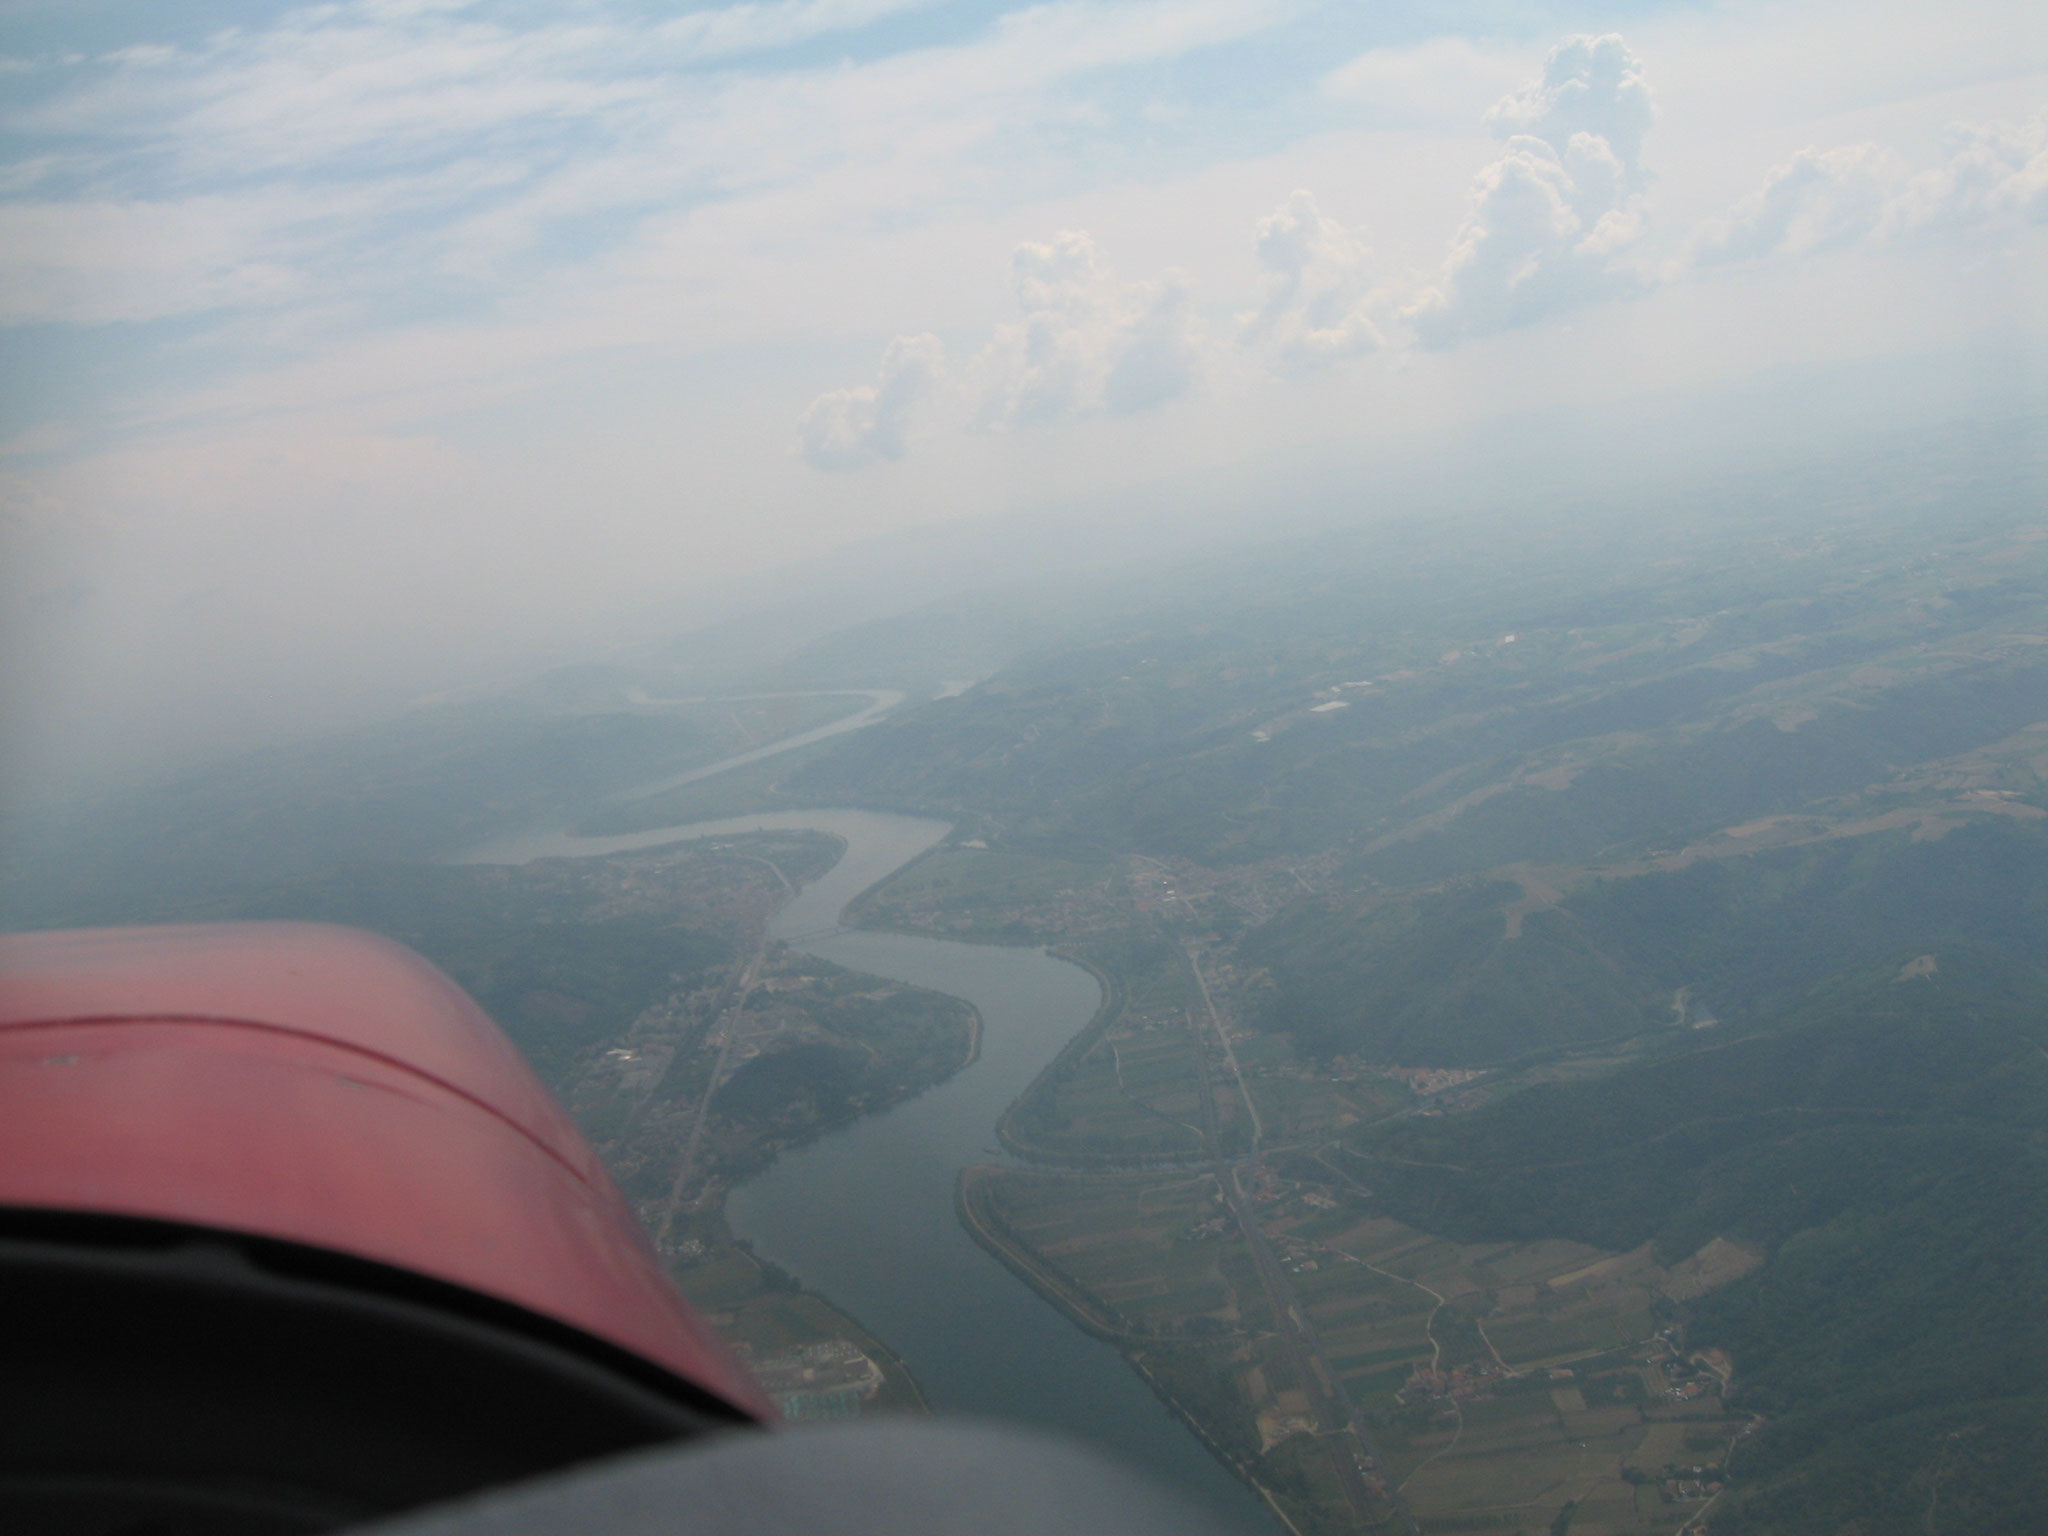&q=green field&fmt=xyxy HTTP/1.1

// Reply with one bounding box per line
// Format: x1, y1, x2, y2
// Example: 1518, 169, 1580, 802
999, 926, 1224, 1161
971, 1164, 1738, 1536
